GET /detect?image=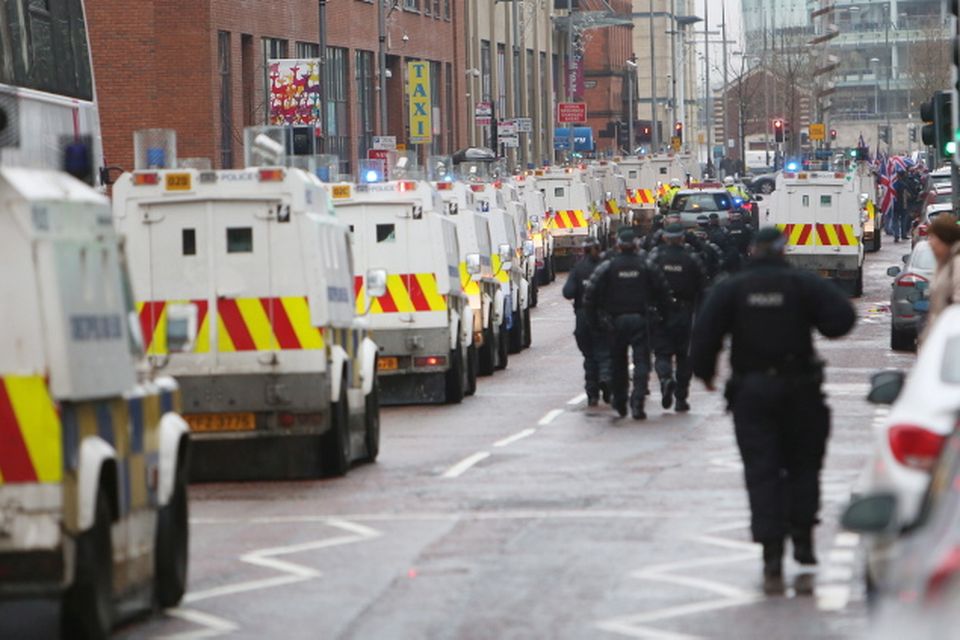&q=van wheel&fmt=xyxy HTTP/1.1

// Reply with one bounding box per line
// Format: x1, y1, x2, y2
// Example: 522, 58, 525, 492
323, 383, 351, 476
522, 308, 532, 349
465, 343, 478, 396
363, 378, 380, 462
508, 310, 524, 354
548, 255, 557, 282
62, 484, 113, 640
530, 278, 539, 308
155, 454, 189, 608
854, 268, 864, 297
478, 323, 496, 376
445, 339, 465, 404
496, 320, 509, 370
891, 325, 916, 352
